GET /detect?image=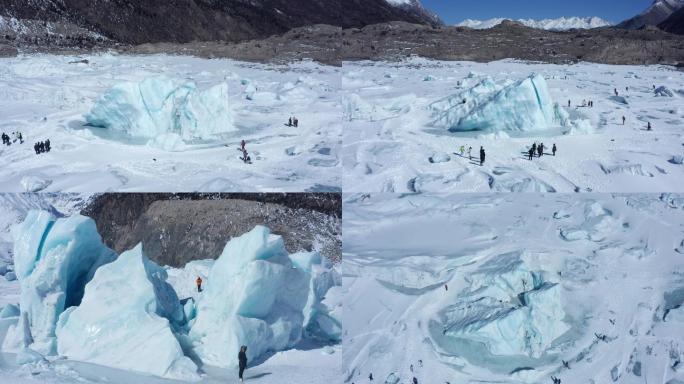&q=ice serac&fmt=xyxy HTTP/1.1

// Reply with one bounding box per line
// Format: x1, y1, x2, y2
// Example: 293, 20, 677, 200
85, 77, 234, 143
189, 226, 311, 368
56, 244, 198, 380
441, 252, 570, 359
431, 74, 577, 133
290, 252, 342, 342
2, 211, 116, 355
